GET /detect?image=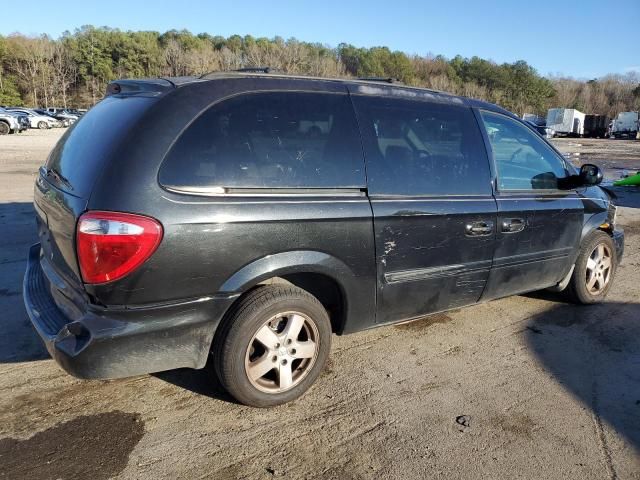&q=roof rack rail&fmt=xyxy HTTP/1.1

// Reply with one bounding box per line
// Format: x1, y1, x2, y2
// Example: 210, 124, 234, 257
199, 67, 274, 79
357, 77, 402, 84
233, 67, 273, 73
